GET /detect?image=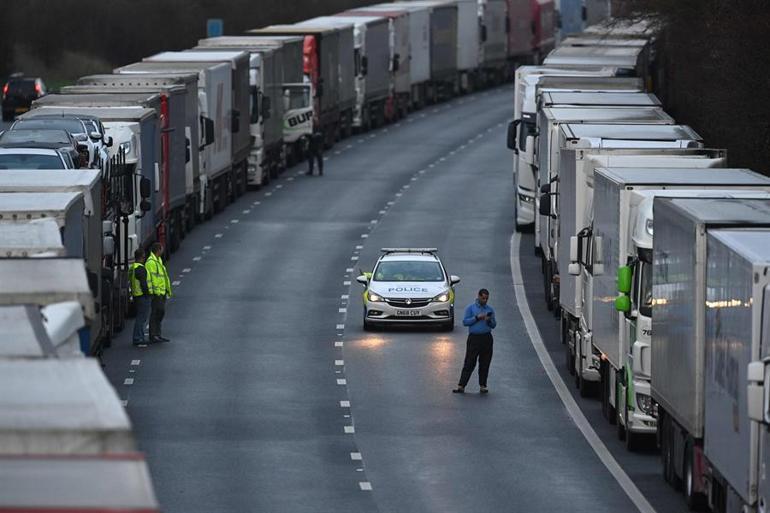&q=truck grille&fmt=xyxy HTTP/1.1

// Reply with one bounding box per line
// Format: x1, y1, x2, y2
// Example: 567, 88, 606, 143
385, 298, 431, 308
